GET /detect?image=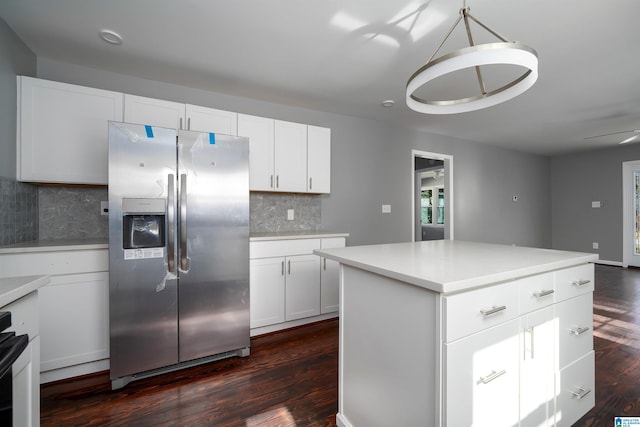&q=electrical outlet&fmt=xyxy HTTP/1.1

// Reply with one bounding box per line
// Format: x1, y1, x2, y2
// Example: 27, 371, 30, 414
592, 242, 599, 249
287, 209, 294, 220
100, 201, 109, 216
381, 204, 391, 213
